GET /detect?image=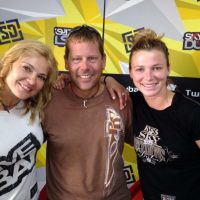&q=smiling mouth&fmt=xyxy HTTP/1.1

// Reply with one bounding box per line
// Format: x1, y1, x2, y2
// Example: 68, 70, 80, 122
142, 83, 158, 89
79, 74, 93, 79
19, 83, 32, 92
